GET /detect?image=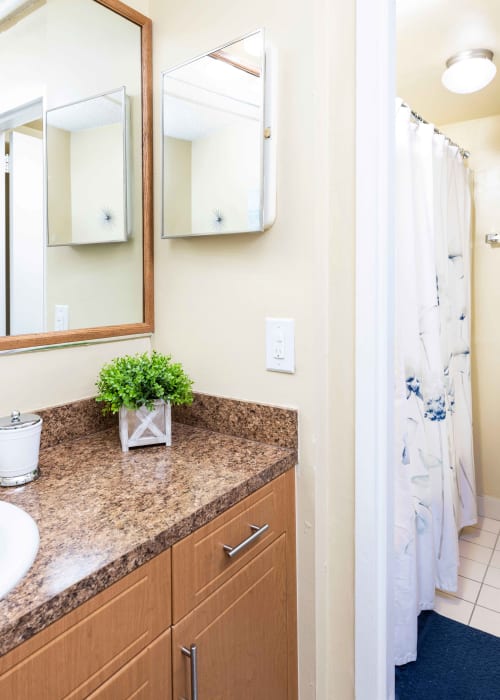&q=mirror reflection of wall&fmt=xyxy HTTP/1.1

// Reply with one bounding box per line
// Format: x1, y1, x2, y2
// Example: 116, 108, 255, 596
162, 31, 265, 237
0, 0, 144, 338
